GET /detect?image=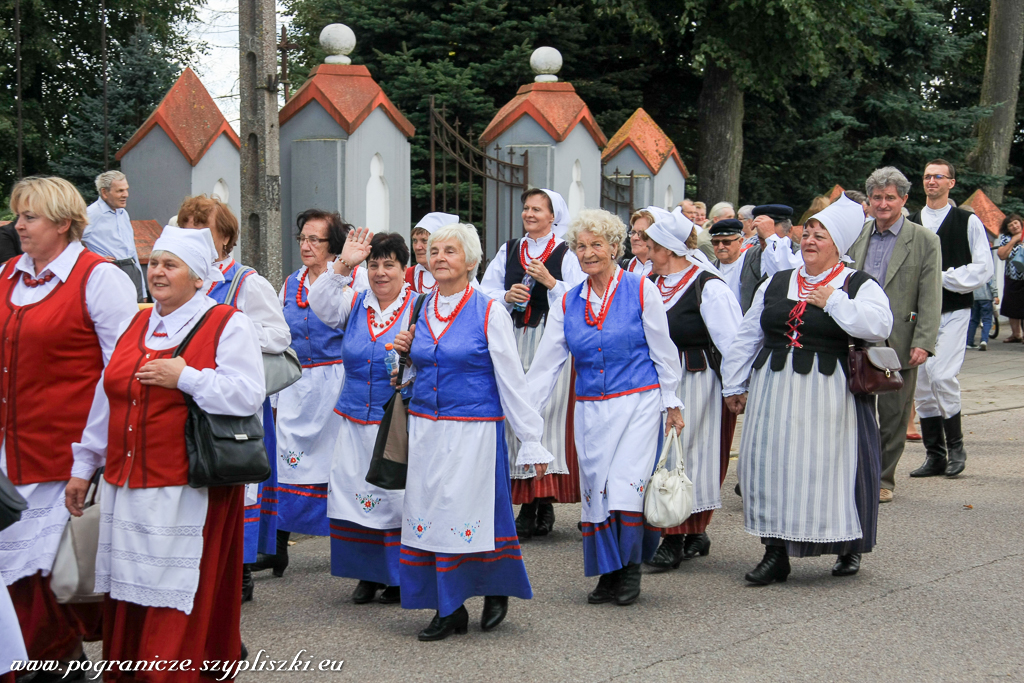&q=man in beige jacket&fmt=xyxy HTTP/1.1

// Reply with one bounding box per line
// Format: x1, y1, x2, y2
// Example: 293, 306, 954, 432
848, 168, 942, 503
